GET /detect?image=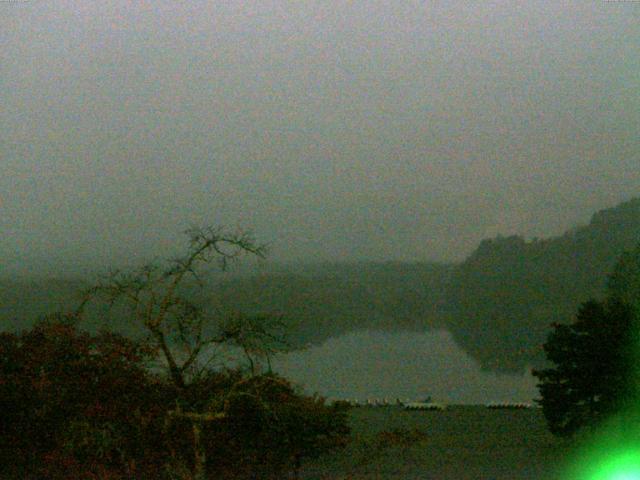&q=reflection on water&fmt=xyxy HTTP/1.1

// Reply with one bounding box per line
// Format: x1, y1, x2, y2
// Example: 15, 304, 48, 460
272, 330, 538, 405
